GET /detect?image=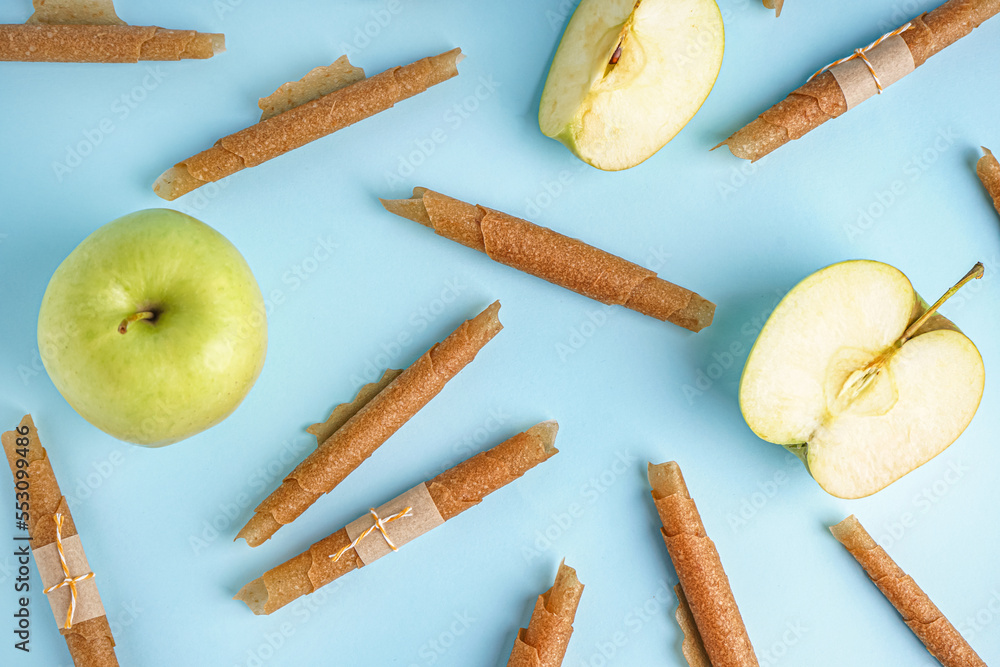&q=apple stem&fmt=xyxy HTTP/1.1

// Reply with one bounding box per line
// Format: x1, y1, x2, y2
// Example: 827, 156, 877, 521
898, 262, 984, 345
118, 311, 155, 335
